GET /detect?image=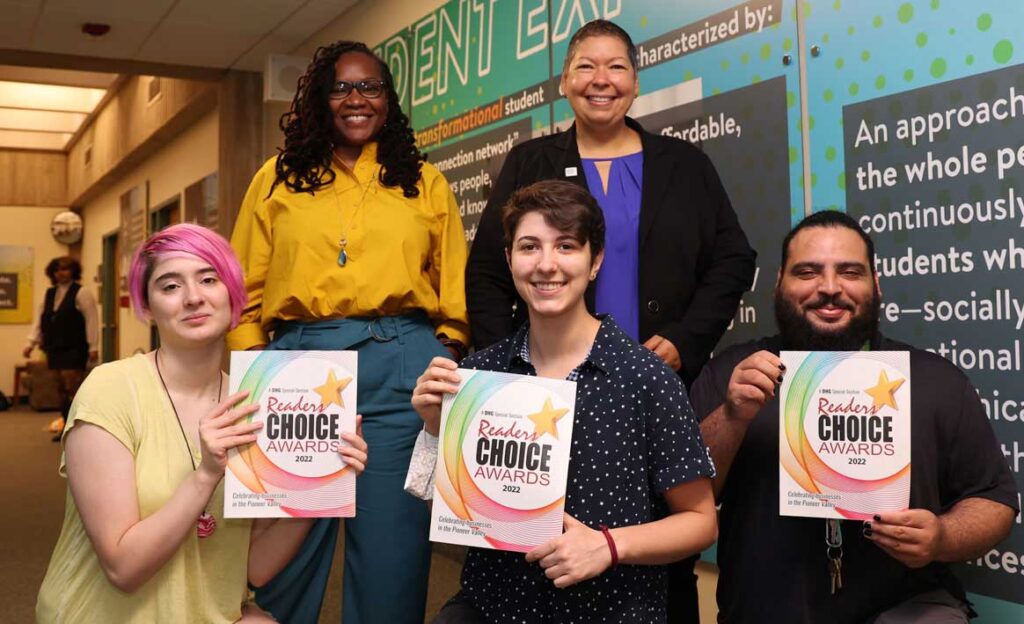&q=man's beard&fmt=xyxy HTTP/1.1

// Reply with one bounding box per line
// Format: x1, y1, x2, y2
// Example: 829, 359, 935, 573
774, 289, 880, 350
